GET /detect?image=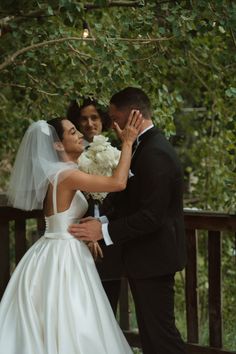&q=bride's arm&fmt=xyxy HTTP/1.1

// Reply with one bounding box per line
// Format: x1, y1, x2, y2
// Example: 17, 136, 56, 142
63, 110, 143, 193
